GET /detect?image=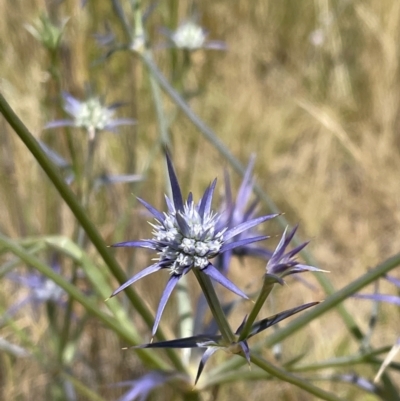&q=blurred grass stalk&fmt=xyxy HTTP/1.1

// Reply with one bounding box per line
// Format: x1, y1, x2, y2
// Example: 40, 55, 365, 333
0, 91, 186, 373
